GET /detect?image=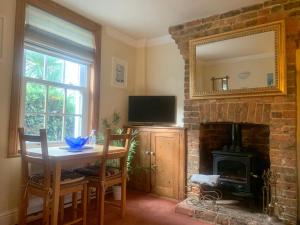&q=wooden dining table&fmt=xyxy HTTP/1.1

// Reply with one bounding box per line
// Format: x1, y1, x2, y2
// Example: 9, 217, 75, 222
26, 144, 125, 225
